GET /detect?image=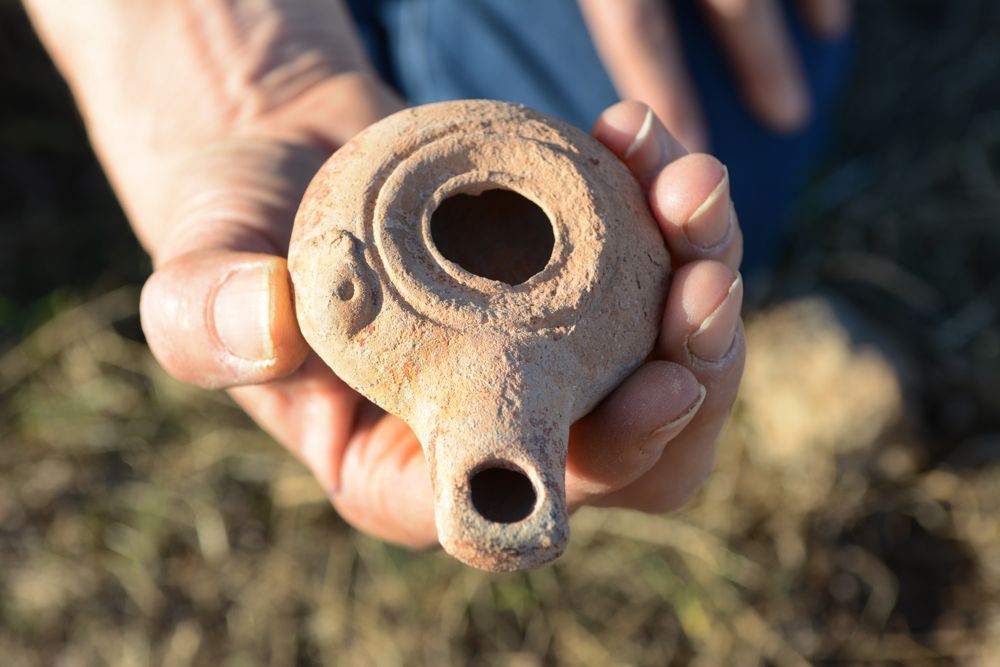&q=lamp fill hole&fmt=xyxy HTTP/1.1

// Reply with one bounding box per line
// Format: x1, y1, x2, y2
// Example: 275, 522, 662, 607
430, 189, 554, 285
